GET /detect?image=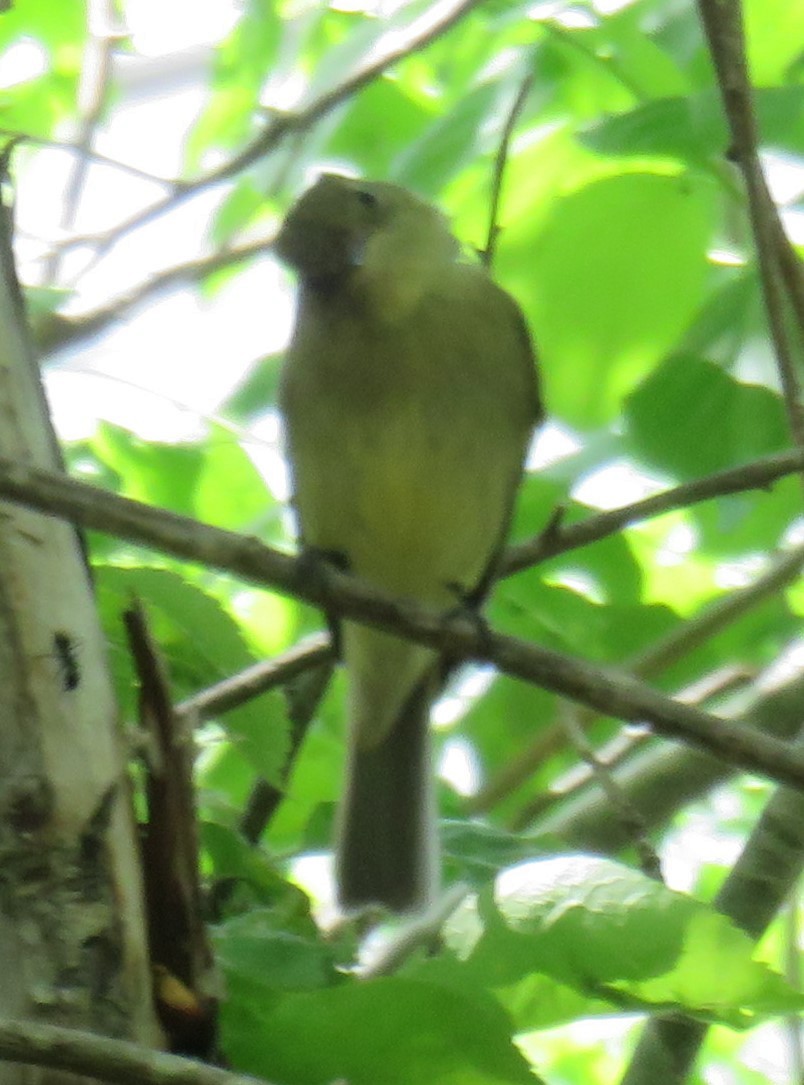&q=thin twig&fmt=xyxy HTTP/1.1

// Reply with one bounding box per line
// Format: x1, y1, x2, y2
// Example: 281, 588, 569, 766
555, 702, 662, 881
510, 665, 752, 830
175, 633, 333, 720
696, 0, 804, 452
38, 236, 275, 355
0, 458, 803, 790
0, 128, 171, 187
359, 884, 468, 978
503, 447, 804, 576
468, 544, 803, 815
482, 72, 533, 269
43, 0, 119, 284
53, 0, 484, 271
